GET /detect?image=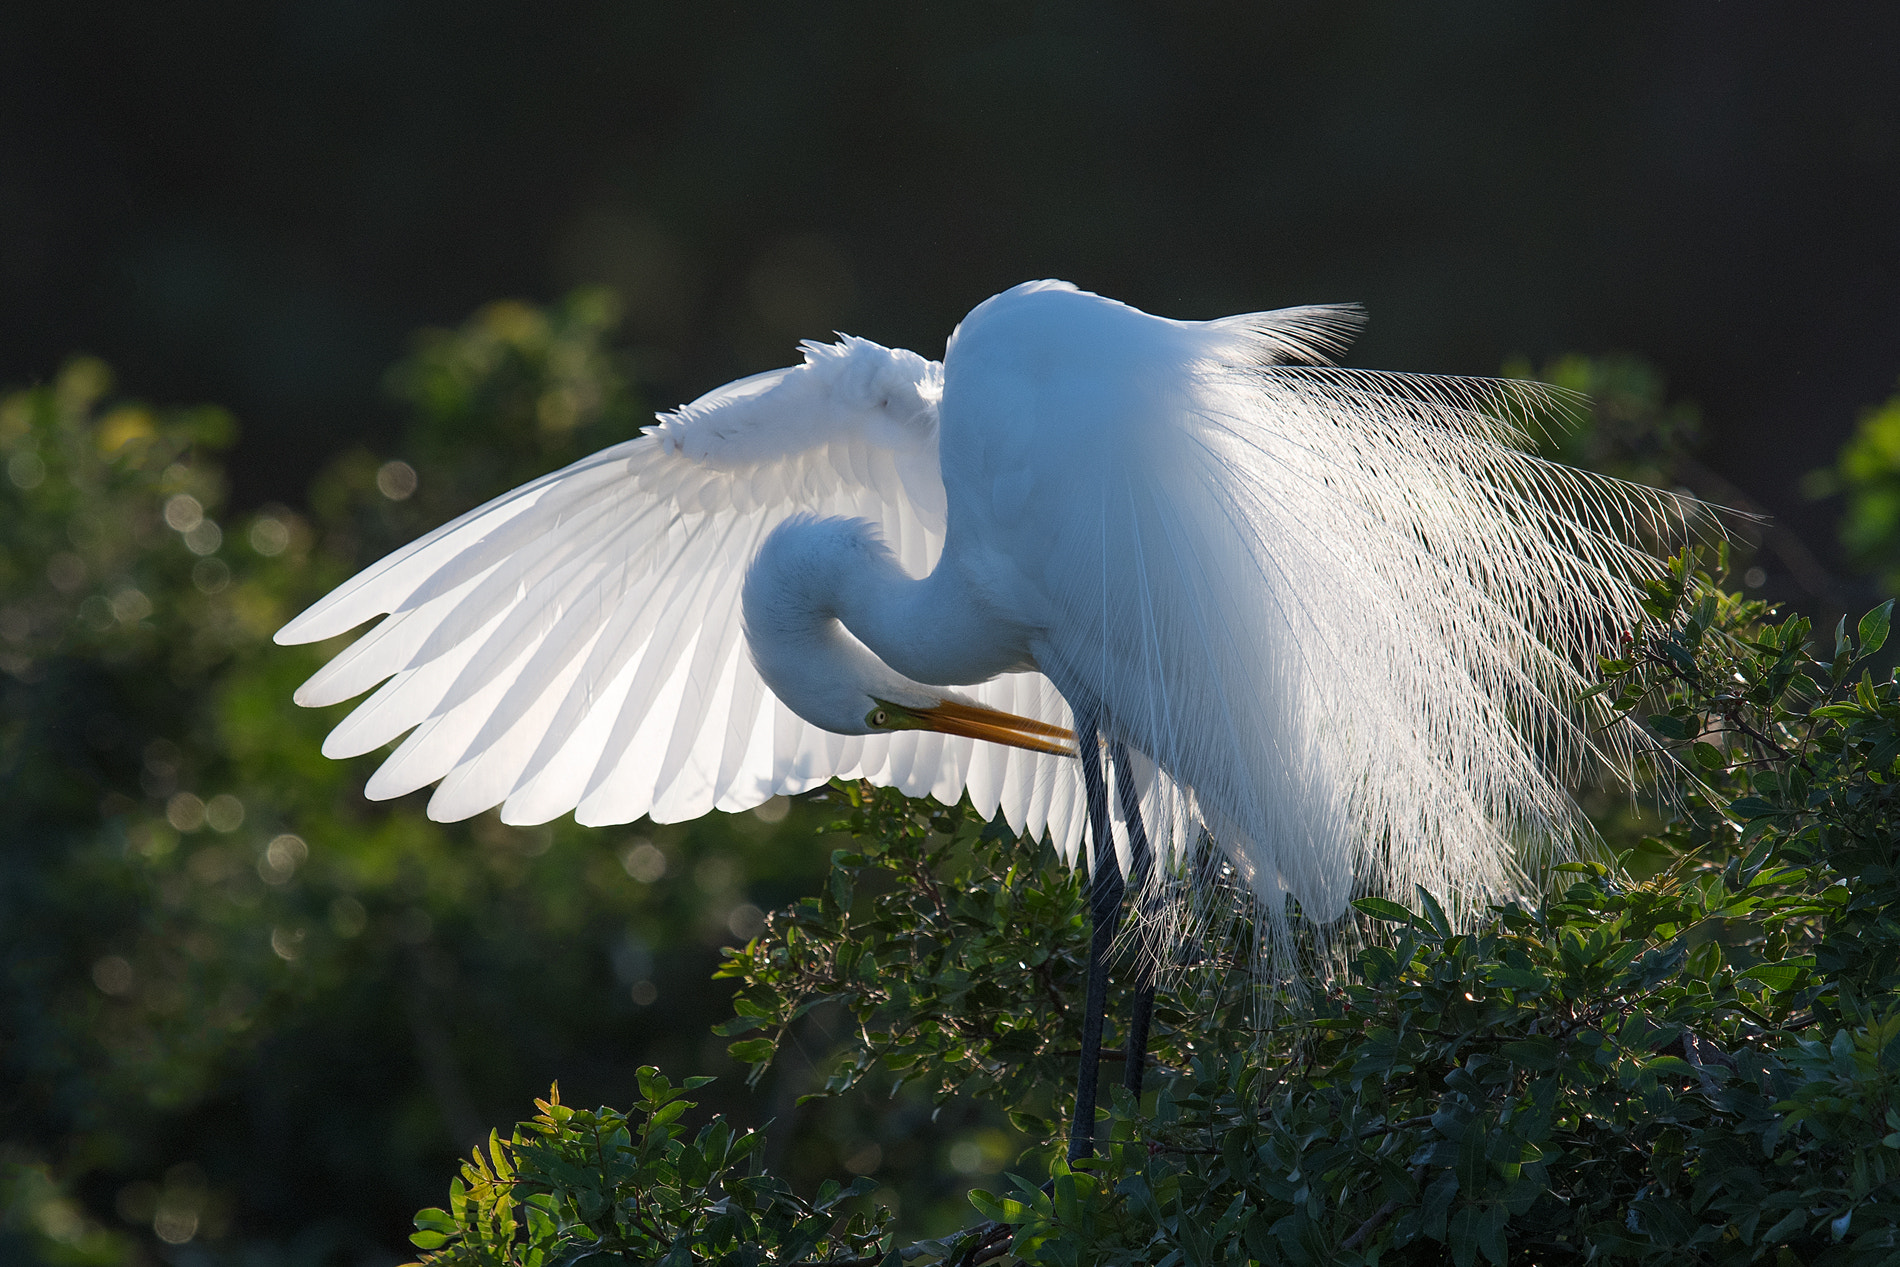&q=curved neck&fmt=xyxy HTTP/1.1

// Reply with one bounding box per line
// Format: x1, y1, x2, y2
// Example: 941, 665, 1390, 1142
740, 517, 1031, 734
837, 546, 1029, 689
